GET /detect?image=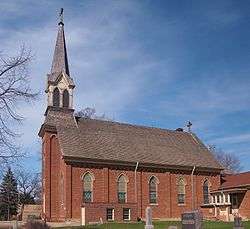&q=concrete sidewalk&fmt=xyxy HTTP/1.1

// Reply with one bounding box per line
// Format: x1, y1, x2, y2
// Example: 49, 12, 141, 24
47, 220, 81, 228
